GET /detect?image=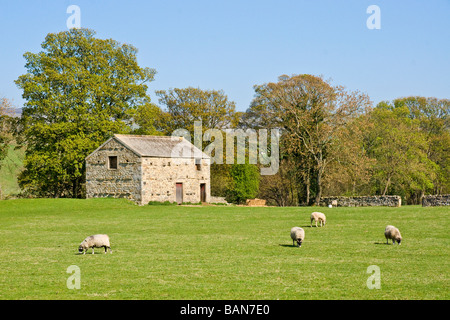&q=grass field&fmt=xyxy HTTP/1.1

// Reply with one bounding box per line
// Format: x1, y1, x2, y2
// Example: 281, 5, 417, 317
0, 198, 448, 300
0, 144, 24, 198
